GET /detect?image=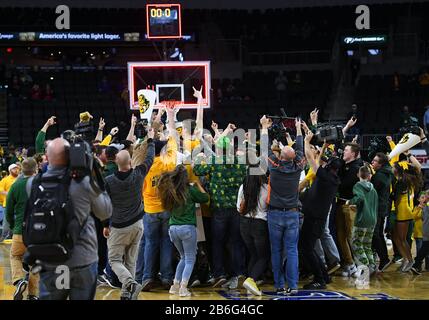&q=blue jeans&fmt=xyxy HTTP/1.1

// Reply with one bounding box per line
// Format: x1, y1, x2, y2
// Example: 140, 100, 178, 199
169, 225, 197, 284
314, 208, 340, 266
267, 210, 300, 290
415, 238, 429, 268
143, 211, 173, 282
135, 233, 145, 284
39, 262, 98, 300
211, 208, 245, 278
